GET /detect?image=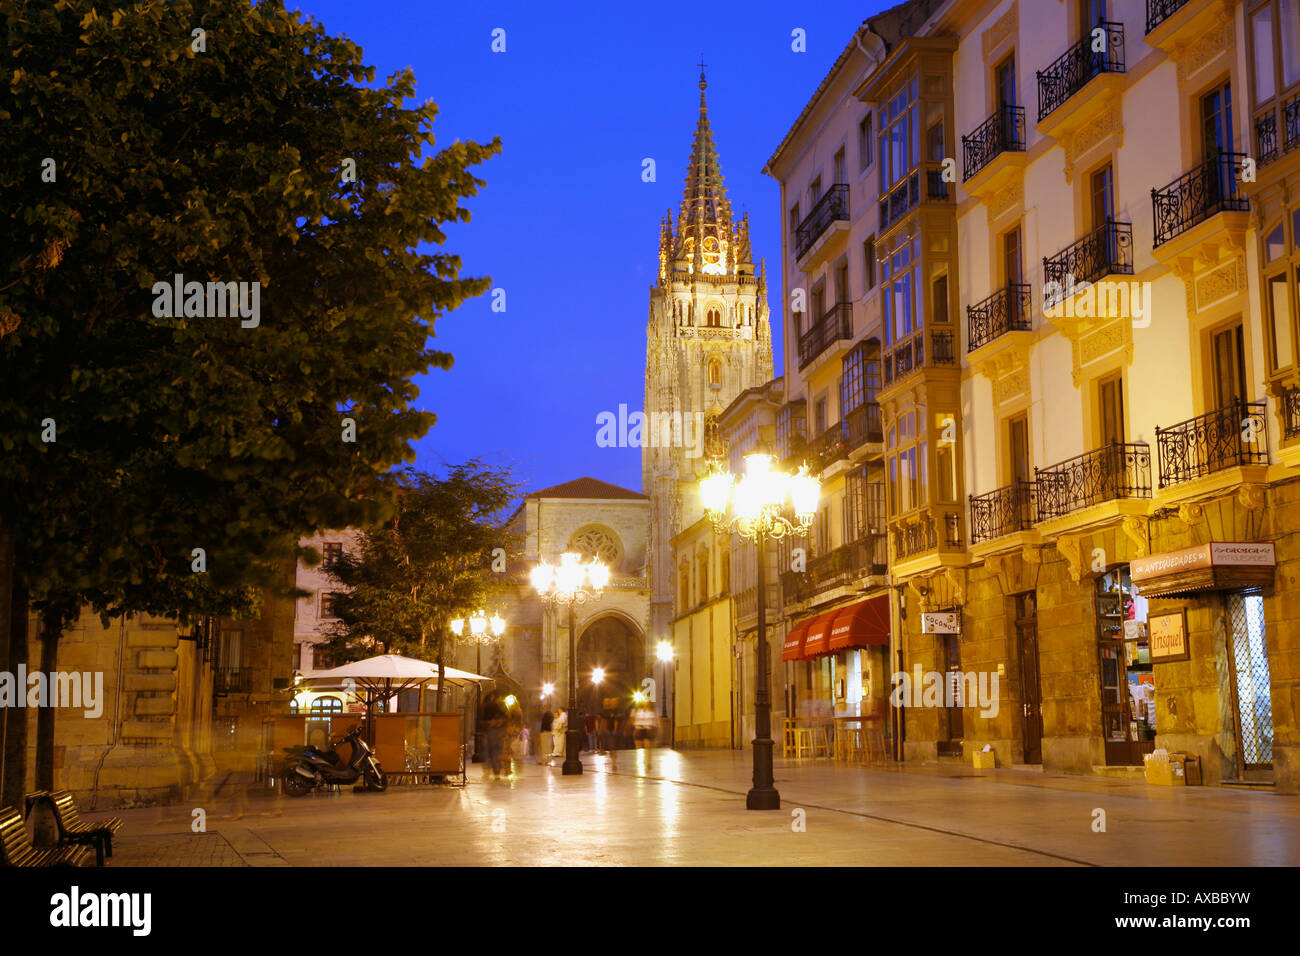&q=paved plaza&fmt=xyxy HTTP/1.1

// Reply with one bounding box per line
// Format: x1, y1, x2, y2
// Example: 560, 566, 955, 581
94, 750, 1300, 867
